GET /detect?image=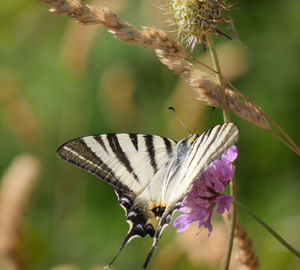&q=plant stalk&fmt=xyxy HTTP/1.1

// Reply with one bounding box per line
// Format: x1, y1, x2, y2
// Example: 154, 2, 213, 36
206, 34, 230, 122
206, 34, 236, 270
